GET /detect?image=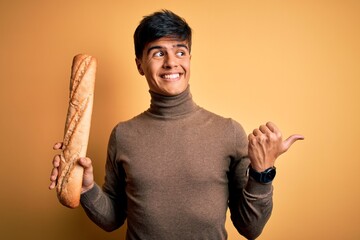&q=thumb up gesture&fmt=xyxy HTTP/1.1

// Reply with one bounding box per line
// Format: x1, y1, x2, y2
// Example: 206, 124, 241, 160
248, 122, 304, 172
